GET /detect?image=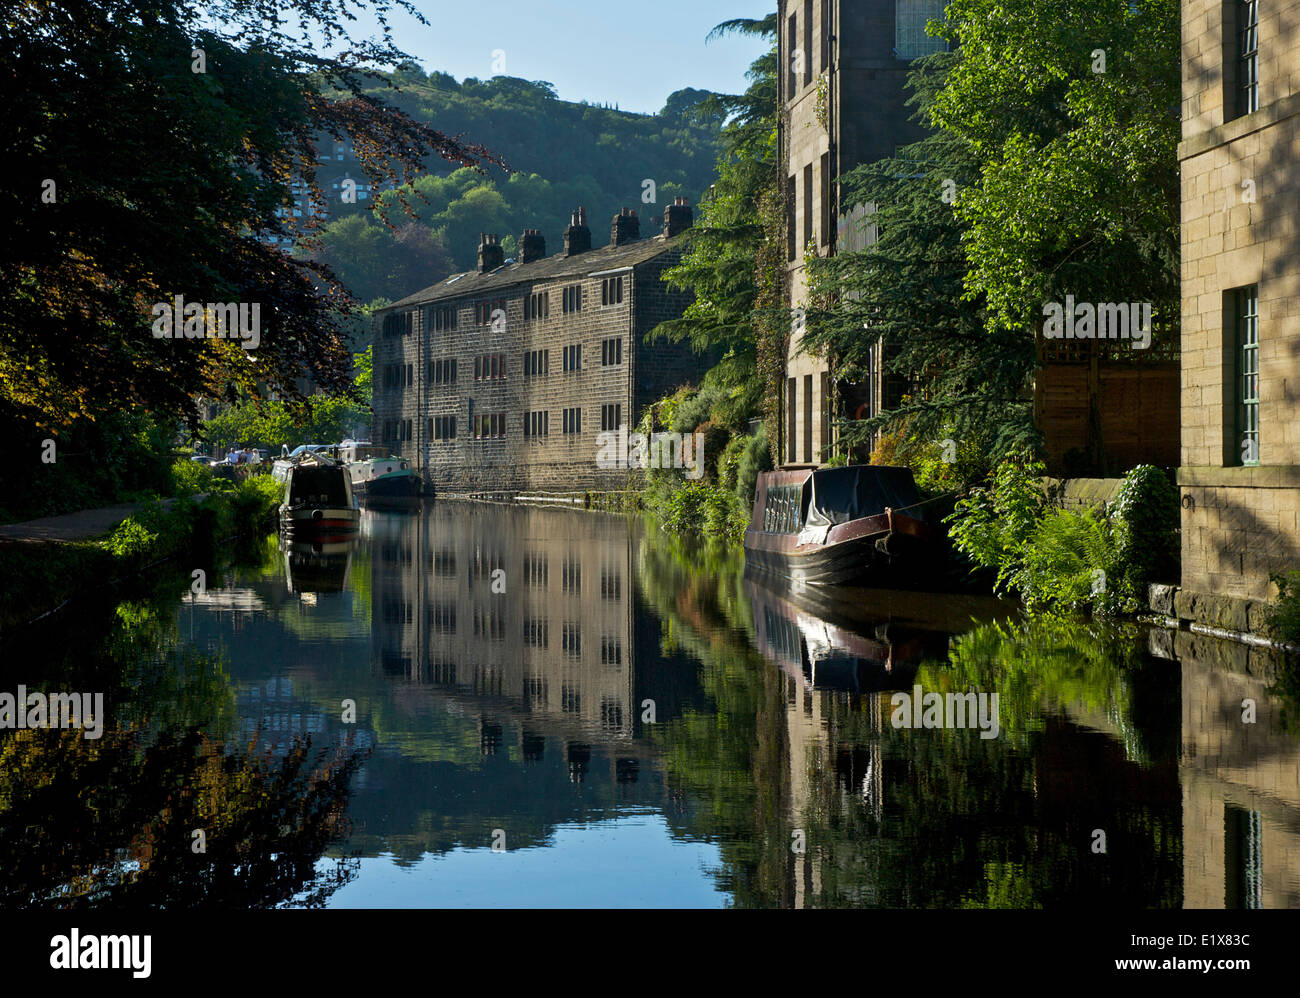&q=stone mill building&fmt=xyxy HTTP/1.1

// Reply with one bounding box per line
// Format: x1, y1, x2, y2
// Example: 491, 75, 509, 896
373, 201, 707, 493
